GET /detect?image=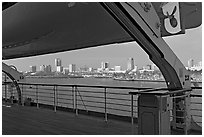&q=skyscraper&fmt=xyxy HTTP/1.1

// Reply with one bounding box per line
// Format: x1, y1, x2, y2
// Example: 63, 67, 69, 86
40, 65, 45, 72
101, 62, 109, 69
115, 66, 121, 71
56, 66, 63, 72
69, 64, 76, 72
30, 66, 37, 73
55, 58, 62, 67
45, 65, 52, 73
127, 58, 134, 70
